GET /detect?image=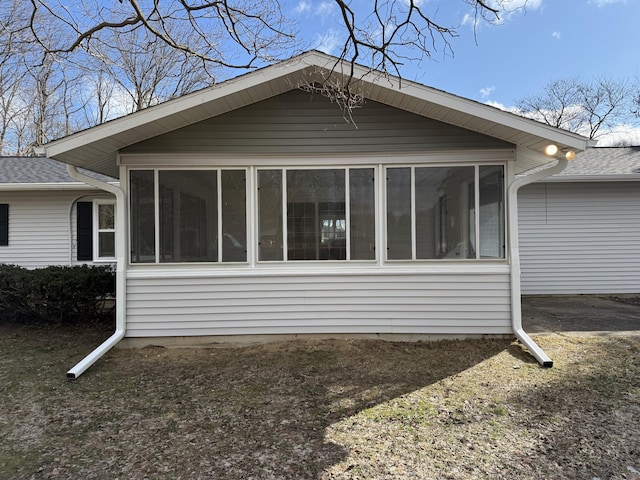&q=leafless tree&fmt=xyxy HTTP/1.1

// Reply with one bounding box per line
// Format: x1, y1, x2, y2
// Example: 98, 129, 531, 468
78, 68, 118, 127
517, 77, 631, 140
0, 0, 532, 154
23, 53, 67, 149
577, 78, 630, 140
91, 23, 215, 113
0, 2, 32, 154
25, 1, 516, 84
631, 75, 640, 119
